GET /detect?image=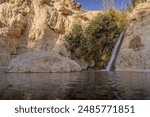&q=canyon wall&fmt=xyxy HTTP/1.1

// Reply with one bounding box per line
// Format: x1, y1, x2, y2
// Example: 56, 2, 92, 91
0, 0, 99, 71
115, 0, 150, 71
